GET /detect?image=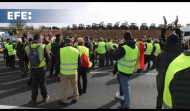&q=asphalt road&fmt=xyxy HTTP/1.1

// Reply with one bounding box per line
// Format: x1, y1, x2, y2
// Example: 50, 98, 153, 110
0, 56, 158, 109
